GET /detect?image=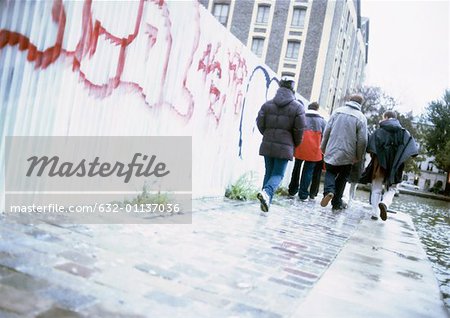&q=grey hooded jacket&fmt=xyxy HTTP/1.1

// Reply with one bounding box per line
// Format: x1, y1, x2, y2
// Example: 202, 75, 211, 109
257, 87, 306, 160
321, 101, 368, 166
